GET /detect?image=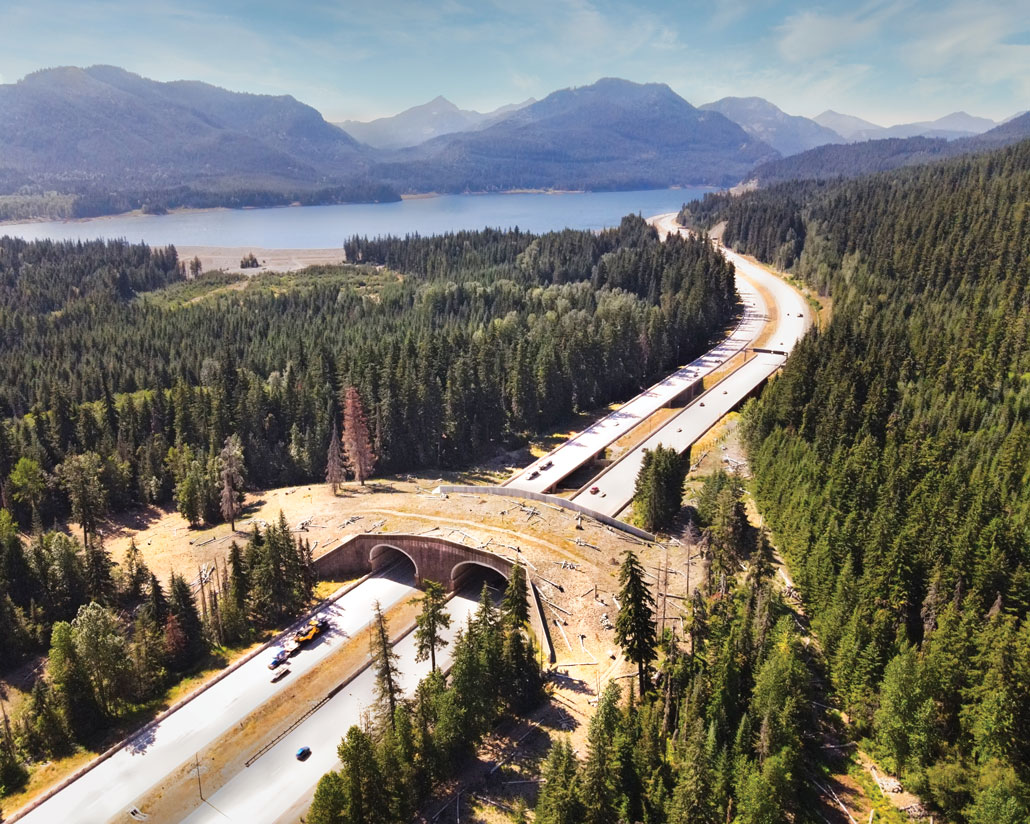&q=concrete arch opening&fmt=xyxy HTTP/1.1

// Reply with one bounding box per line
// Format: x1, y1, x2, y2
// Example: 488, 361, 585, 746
369, 544, 418, 583
450, 560, 508, 596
